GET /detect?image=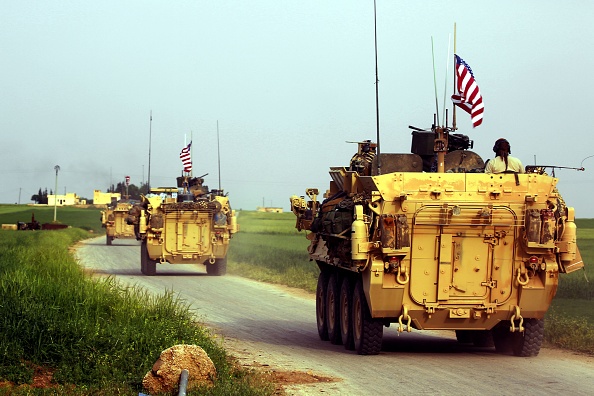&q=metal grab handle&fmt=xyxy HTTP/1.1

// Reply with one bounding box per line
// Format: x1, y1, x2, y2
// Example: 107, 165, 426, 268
516, 268, 529, 286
